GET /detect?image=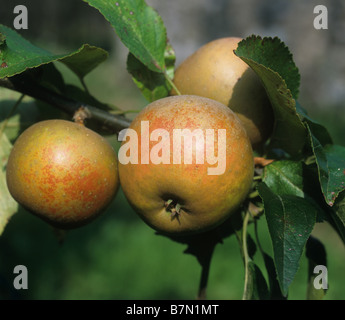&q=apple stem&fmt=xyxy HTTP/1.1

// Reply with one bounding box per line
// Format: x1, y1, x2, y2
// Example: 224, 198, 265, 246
241, 210, 252, 300
164, 72, 182, 96
73, 106, 90, 126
